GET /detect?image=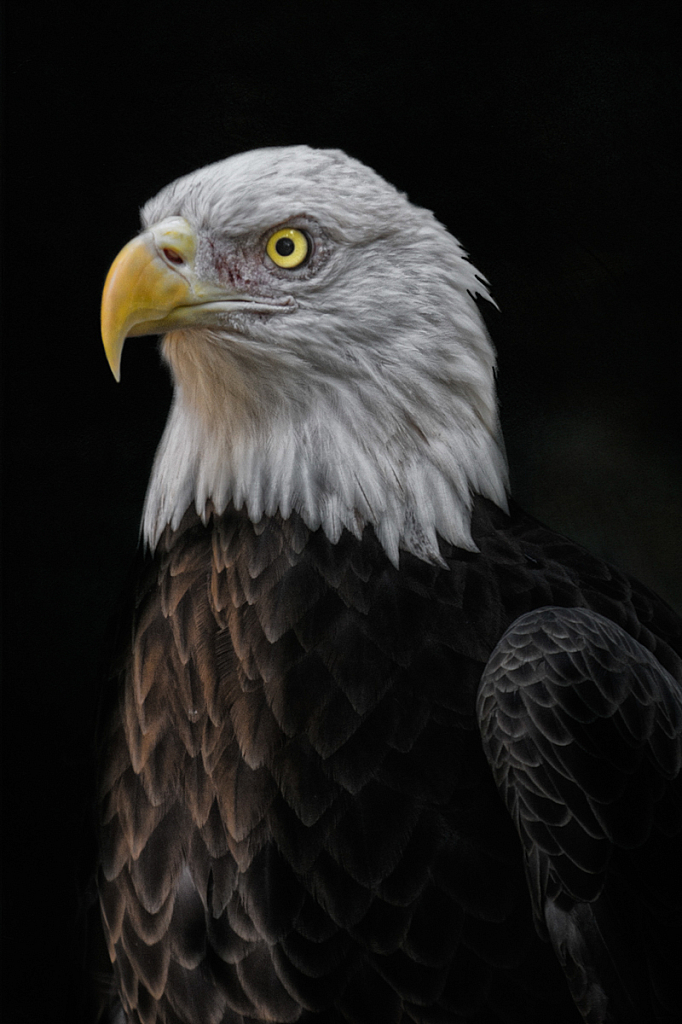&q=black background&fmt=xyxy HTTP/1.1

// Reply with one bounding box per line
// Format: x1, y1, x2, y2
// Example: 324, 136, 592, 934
1, 3, 681, 1020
